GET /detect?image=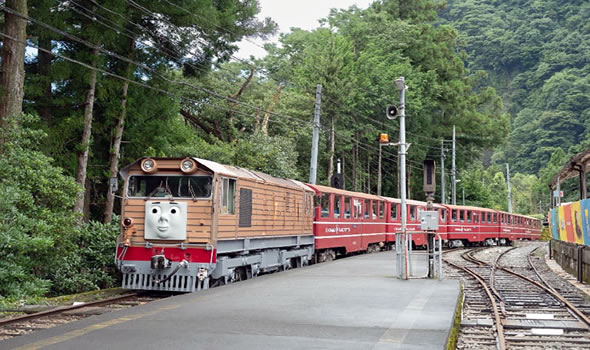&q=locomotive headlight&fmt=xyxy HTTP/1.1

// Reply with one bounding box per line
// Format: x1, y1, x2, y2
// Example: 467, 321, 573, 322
180, 157, 197, 174
123, 217, 133, 227
141, 158, 157, 173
